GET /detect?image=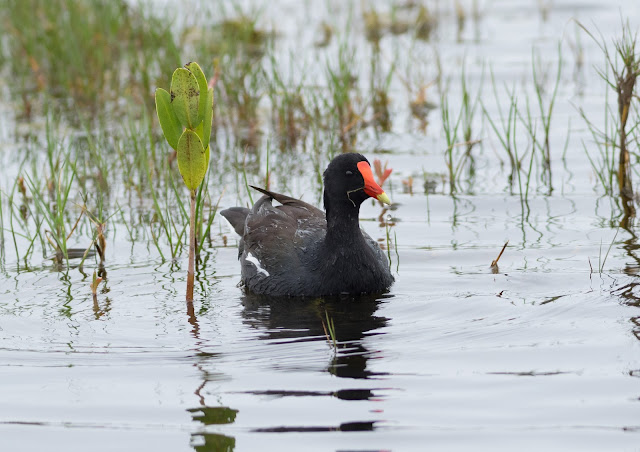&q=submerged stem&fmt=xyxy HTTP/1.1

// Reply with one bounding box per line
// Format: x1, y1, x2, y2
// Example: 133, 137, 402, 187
187, 189, 196, 302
